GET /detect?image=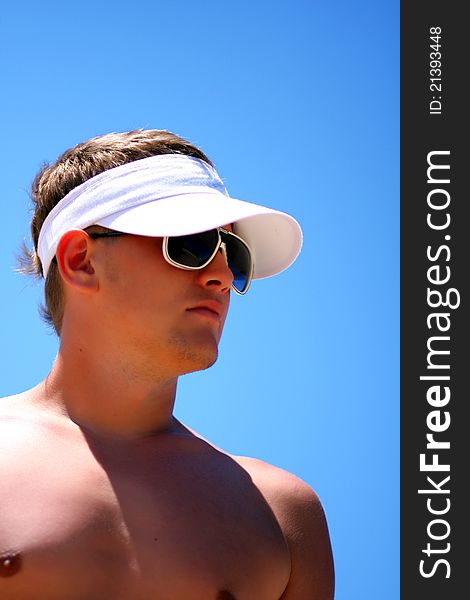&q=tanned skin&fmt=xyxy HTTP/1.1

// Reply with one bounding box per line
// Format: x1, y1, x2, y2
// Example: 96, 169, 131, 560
0, 228, 334, 599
